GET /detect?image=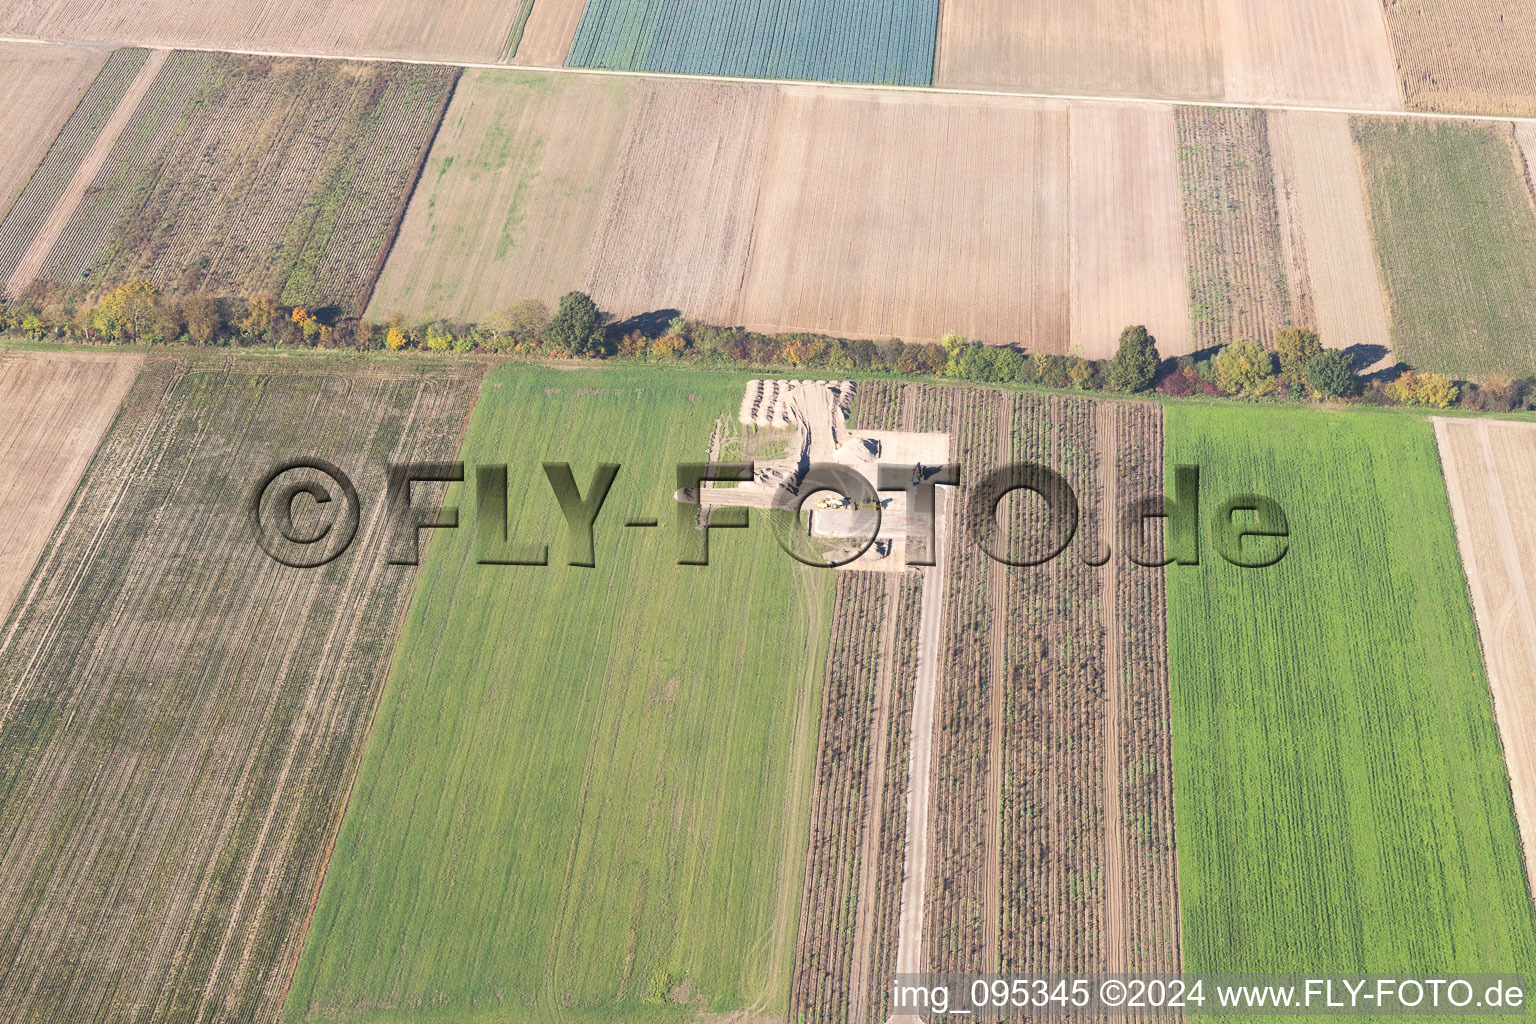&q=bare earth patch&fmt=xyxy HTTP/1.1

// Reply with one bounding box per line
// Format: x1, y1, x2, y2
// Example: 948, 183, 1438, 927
739, 88, 1070, 347
1268, 111, 1392, 363
1070, 103, 1192, 358
1215, 0, 1401, 109
934, 0, 1222, 100
1435, 418, 1536, 914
